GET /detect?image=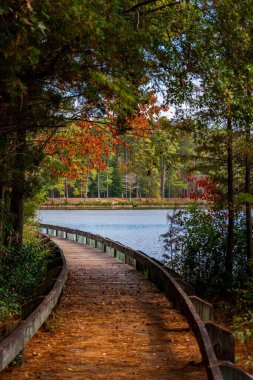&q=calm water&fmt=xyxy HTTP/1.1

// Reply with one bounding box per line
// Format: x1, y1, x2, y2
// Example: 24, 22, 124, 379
37, 209, 174, 259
